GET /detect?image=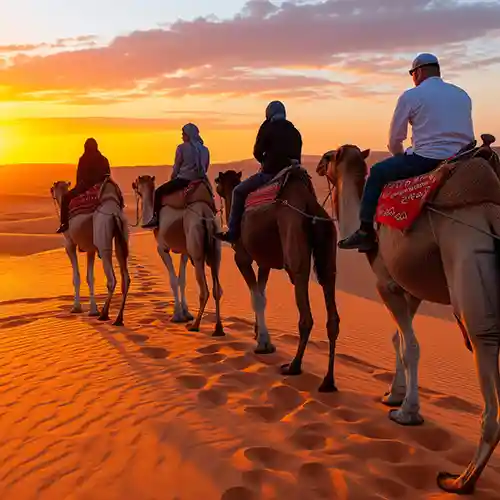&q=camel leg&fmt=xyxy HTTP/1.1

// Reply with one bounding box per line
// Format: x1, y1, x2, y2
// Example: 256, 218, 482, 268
87, 251, 99, 317
254, 266, 270, 340
318, 273, 341, 393
157, 247, 184, 322
437, 251, 500, 494
377, 287, 423, 426
378, 288, 421, 407
187, 259, 209, 332
179, 254, 194, 322
281, 274, 313, 376
112, 238, 130, 327
65, 243, 82, 313
209, 239, 225, 338
98, 250, 116, 322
